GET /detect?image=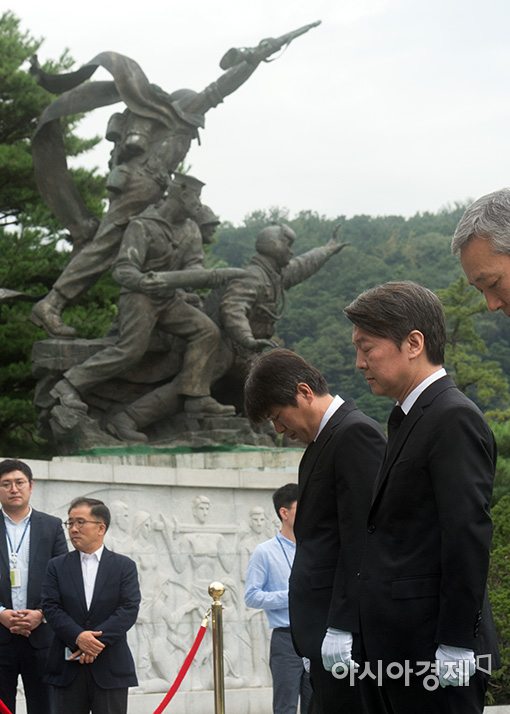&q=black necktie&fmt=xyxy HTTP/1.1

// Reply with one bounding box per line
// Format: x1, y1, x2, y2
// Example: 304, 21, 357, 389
387, 405, 405, 439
